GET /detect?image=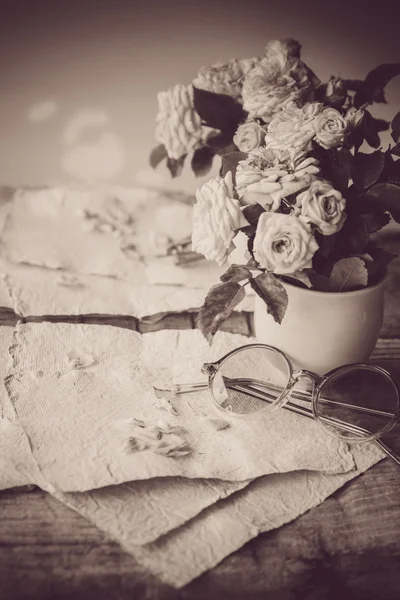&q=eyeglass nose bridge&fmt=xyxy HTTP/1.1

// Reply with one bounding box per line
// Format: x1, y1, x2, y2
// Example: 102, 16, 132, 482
201, 362, 219, 376
289, 369, 323, 406
291, 369, 322, 383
